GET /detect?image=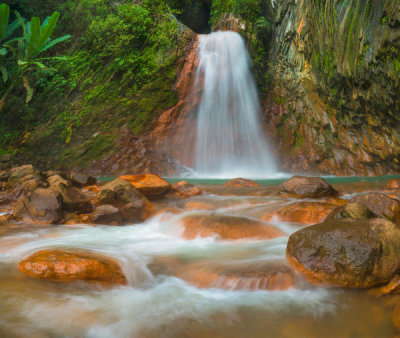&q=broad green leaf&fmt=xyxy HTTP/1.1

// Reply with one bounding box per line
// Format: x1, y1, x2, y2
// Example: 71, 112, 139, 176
0, 65, 8, 83
27, 17, 41, 60
4, 19, 20, 40
23, 76, 33, 103
34, 12, 60, 57
15, 12, 27, 40
0, 48, 7, 56
0, 4, 10, 42
39, 34, 71, 54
